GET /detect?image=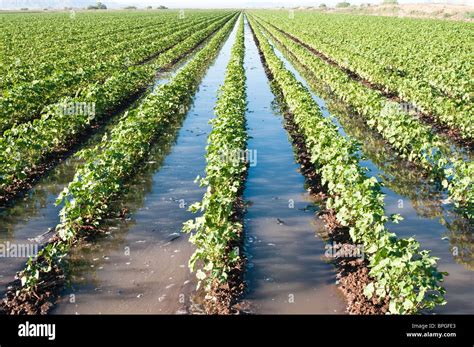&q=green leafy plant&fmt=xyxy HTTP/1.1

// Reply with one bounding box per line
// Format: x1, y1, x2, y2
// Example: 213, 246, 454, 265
251, 14, 473, 218
0, 12, 232, 132
249, 10, 473, 142
248, 15, 446, 314
183, 17, 247, 293
0, 14, 235, 199
16, 15, 239, 294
